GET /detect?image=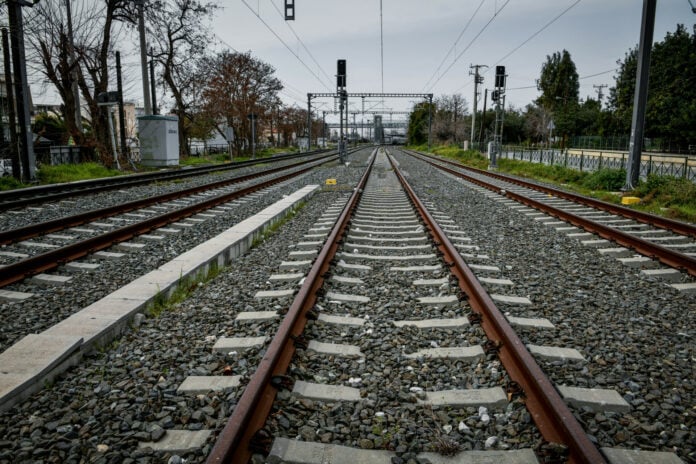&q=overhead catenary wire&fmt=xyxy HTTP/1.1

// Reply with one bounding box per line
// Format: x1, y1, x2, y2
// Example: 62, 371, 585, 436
454, 0, 583, 94
426, 0, 511, 92
488, 0, 581, 69
268, 0, 334, 88
240, 0, 333, 92
421, 0, 487, 92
